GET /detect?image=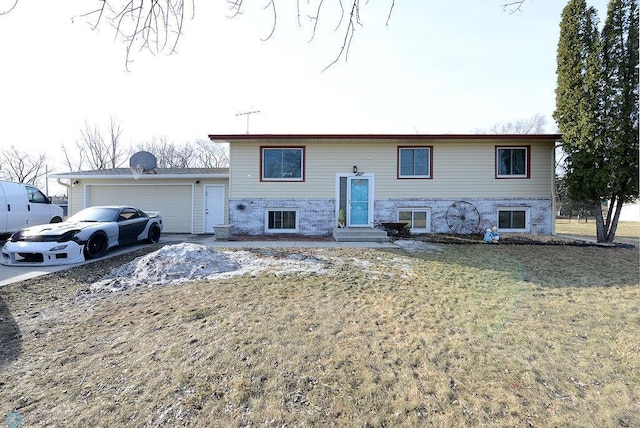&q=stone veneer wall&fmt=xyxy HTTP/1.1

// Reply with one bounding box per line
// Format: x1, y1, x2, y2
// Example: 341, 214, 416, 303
229, 198, 335, 236
230, 198, 553, 236
375, 198, 554, 235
